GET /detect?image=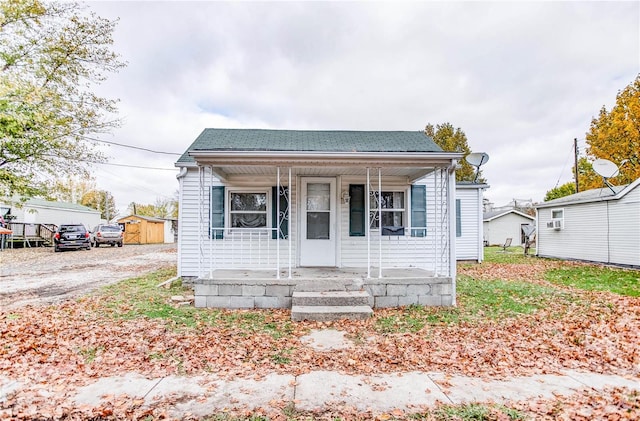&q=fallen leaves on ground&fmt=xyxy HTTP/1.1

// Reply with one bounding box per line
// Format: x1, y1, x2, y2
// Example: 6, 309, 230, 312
1, 257, 639, 419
